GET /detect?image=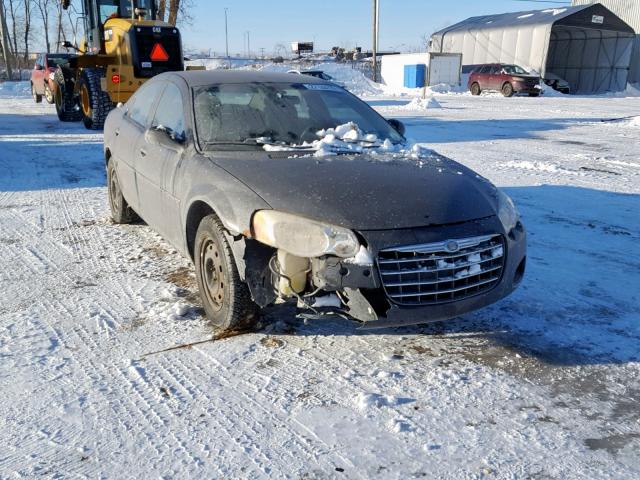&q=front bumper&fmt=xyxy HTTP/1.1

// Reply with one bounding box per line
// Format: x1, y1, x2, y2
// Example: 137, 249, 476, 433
514, 82, 542, 94
315, 215, 526, 328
